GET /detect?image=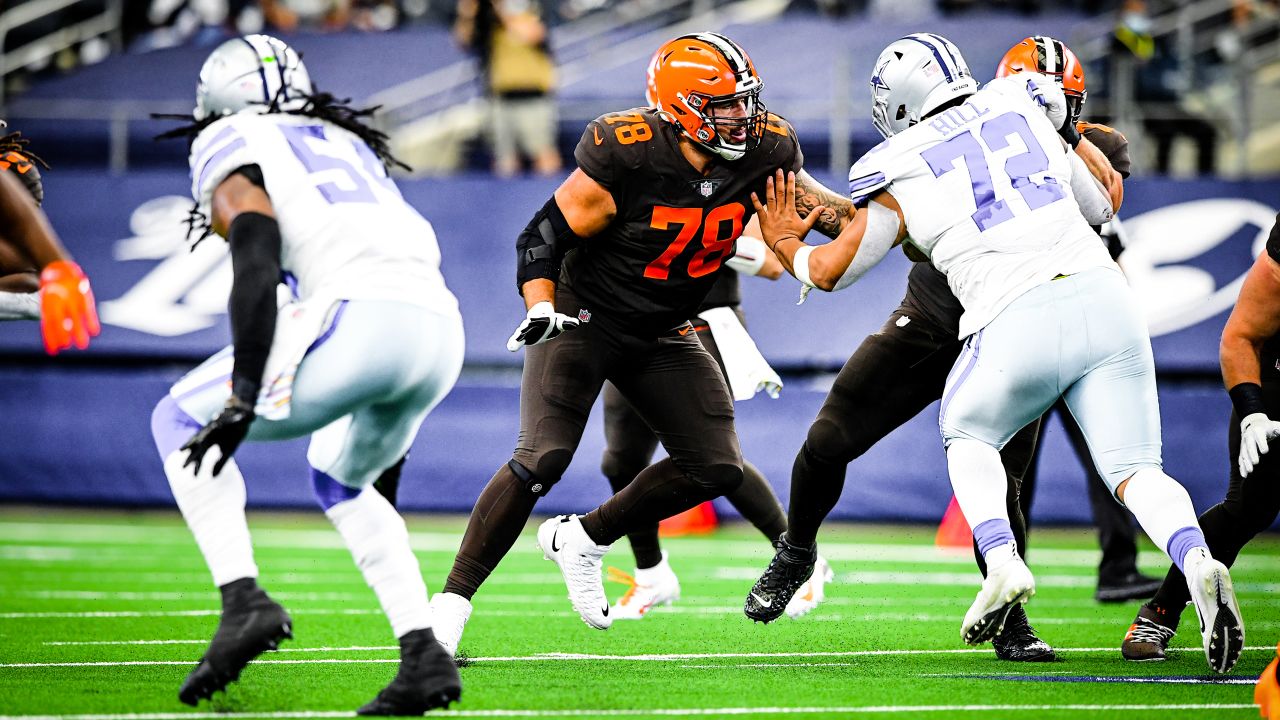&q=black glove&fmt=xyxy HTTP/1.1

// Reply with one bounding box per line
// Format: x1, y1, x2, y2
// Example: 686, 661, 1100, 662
181, 396, 256, 477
